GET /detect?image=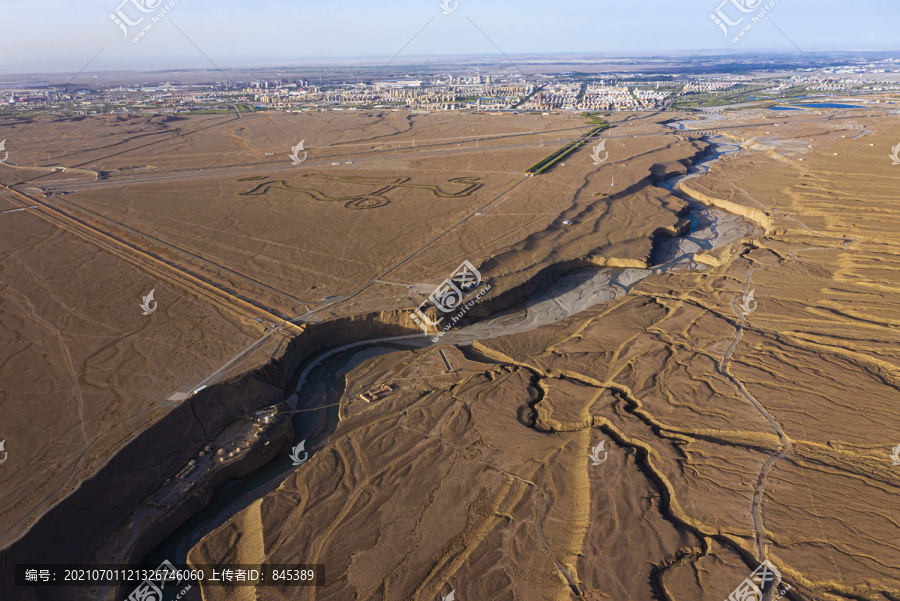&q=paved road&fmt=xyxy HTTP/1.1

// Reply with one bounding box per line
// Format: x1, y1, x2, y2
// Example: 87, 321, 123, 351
24, 125, 590, 192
